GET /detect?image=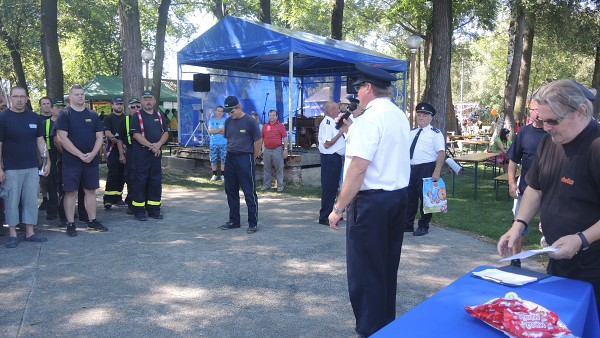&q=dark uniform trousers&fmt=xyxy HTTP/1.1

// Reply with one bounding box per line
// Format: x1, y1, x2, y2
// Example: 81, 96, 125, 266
103, 143, 126, 204
347, 188, 408, 337
404, 161, 436, 230
224, 152, 258, 227
45, 153, 59, 218
124, 145, 134, 207
319, 153, 343, 223
131, 147, 162, 216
